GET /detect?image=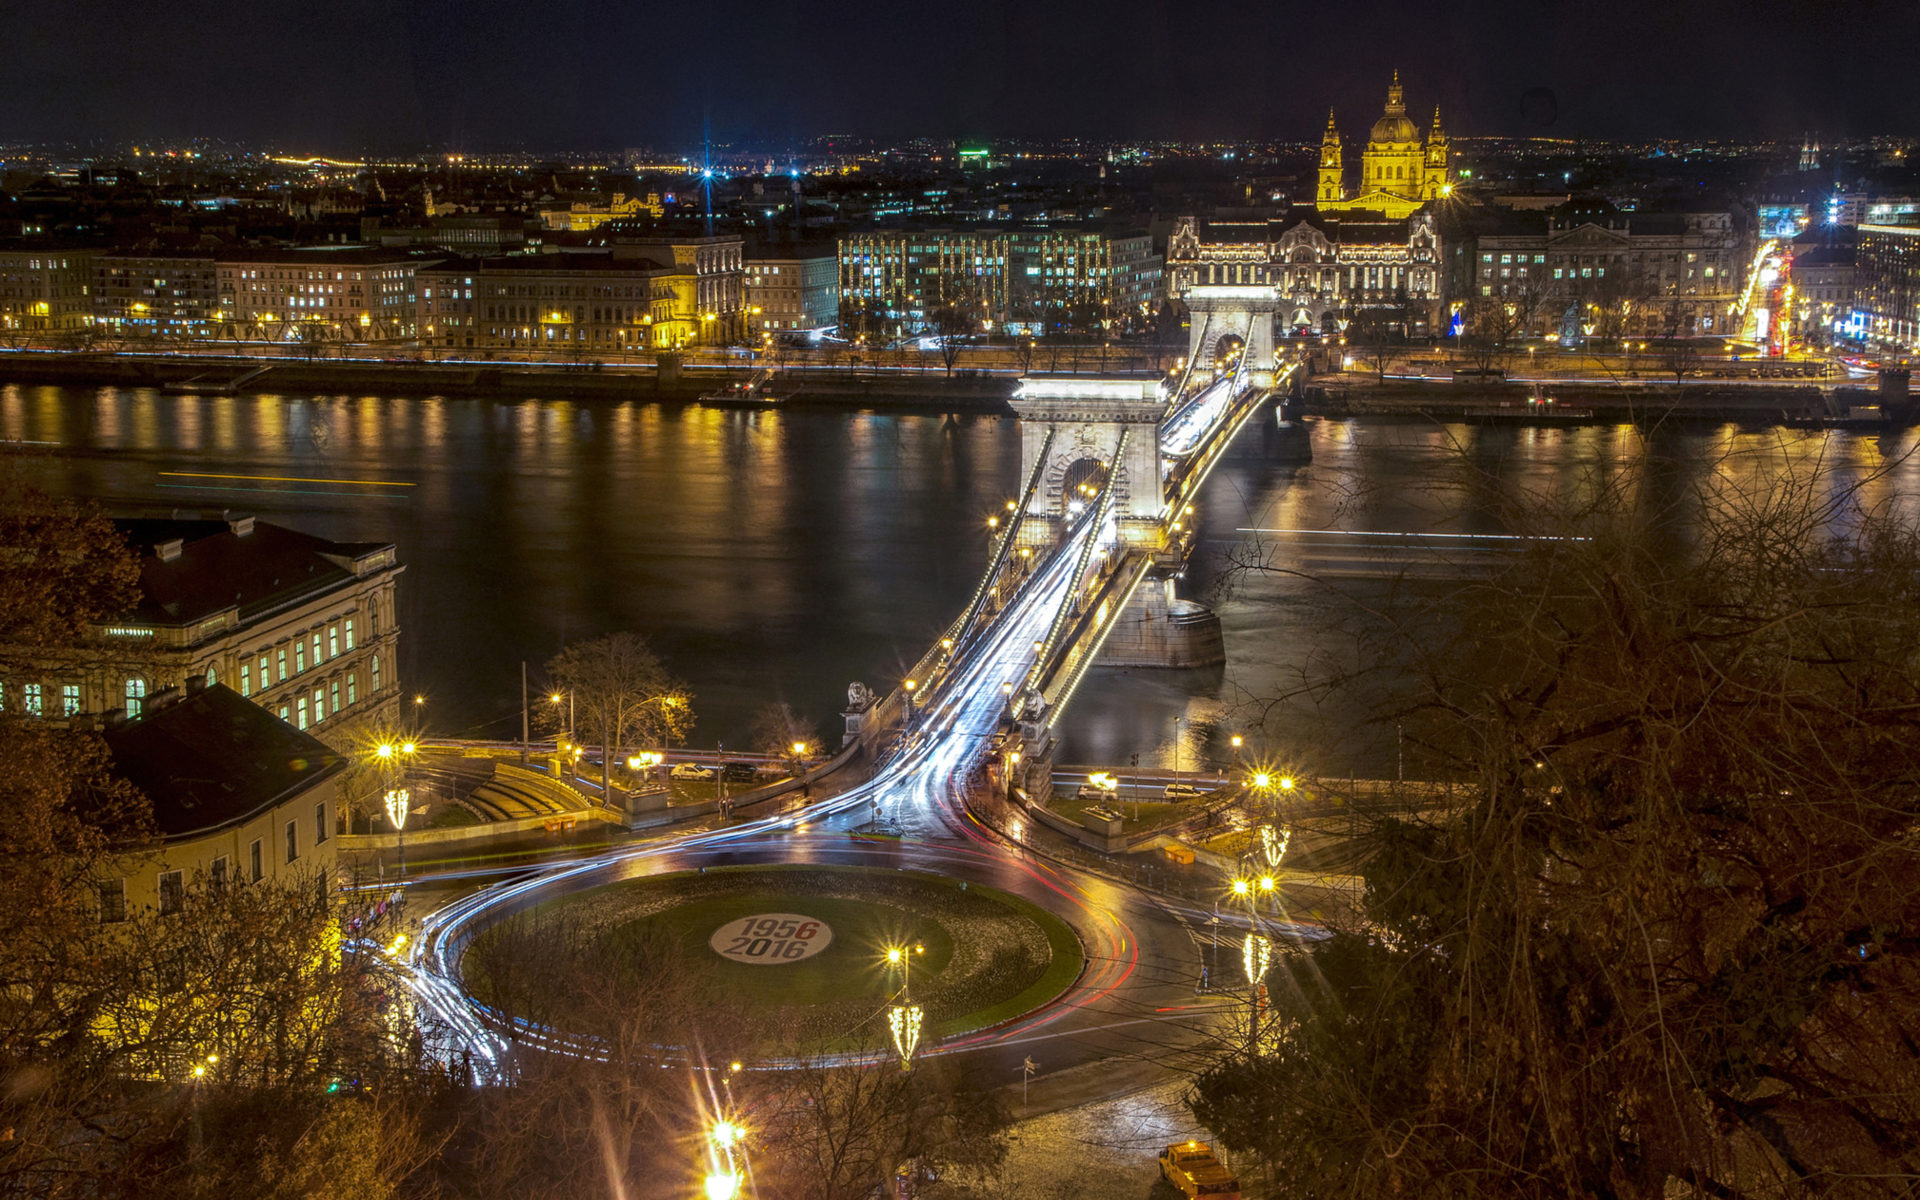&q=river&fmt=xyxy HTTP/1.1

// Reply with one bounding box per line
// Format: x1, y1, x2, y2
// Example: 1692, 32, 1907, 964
7, 383, 1918, 779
